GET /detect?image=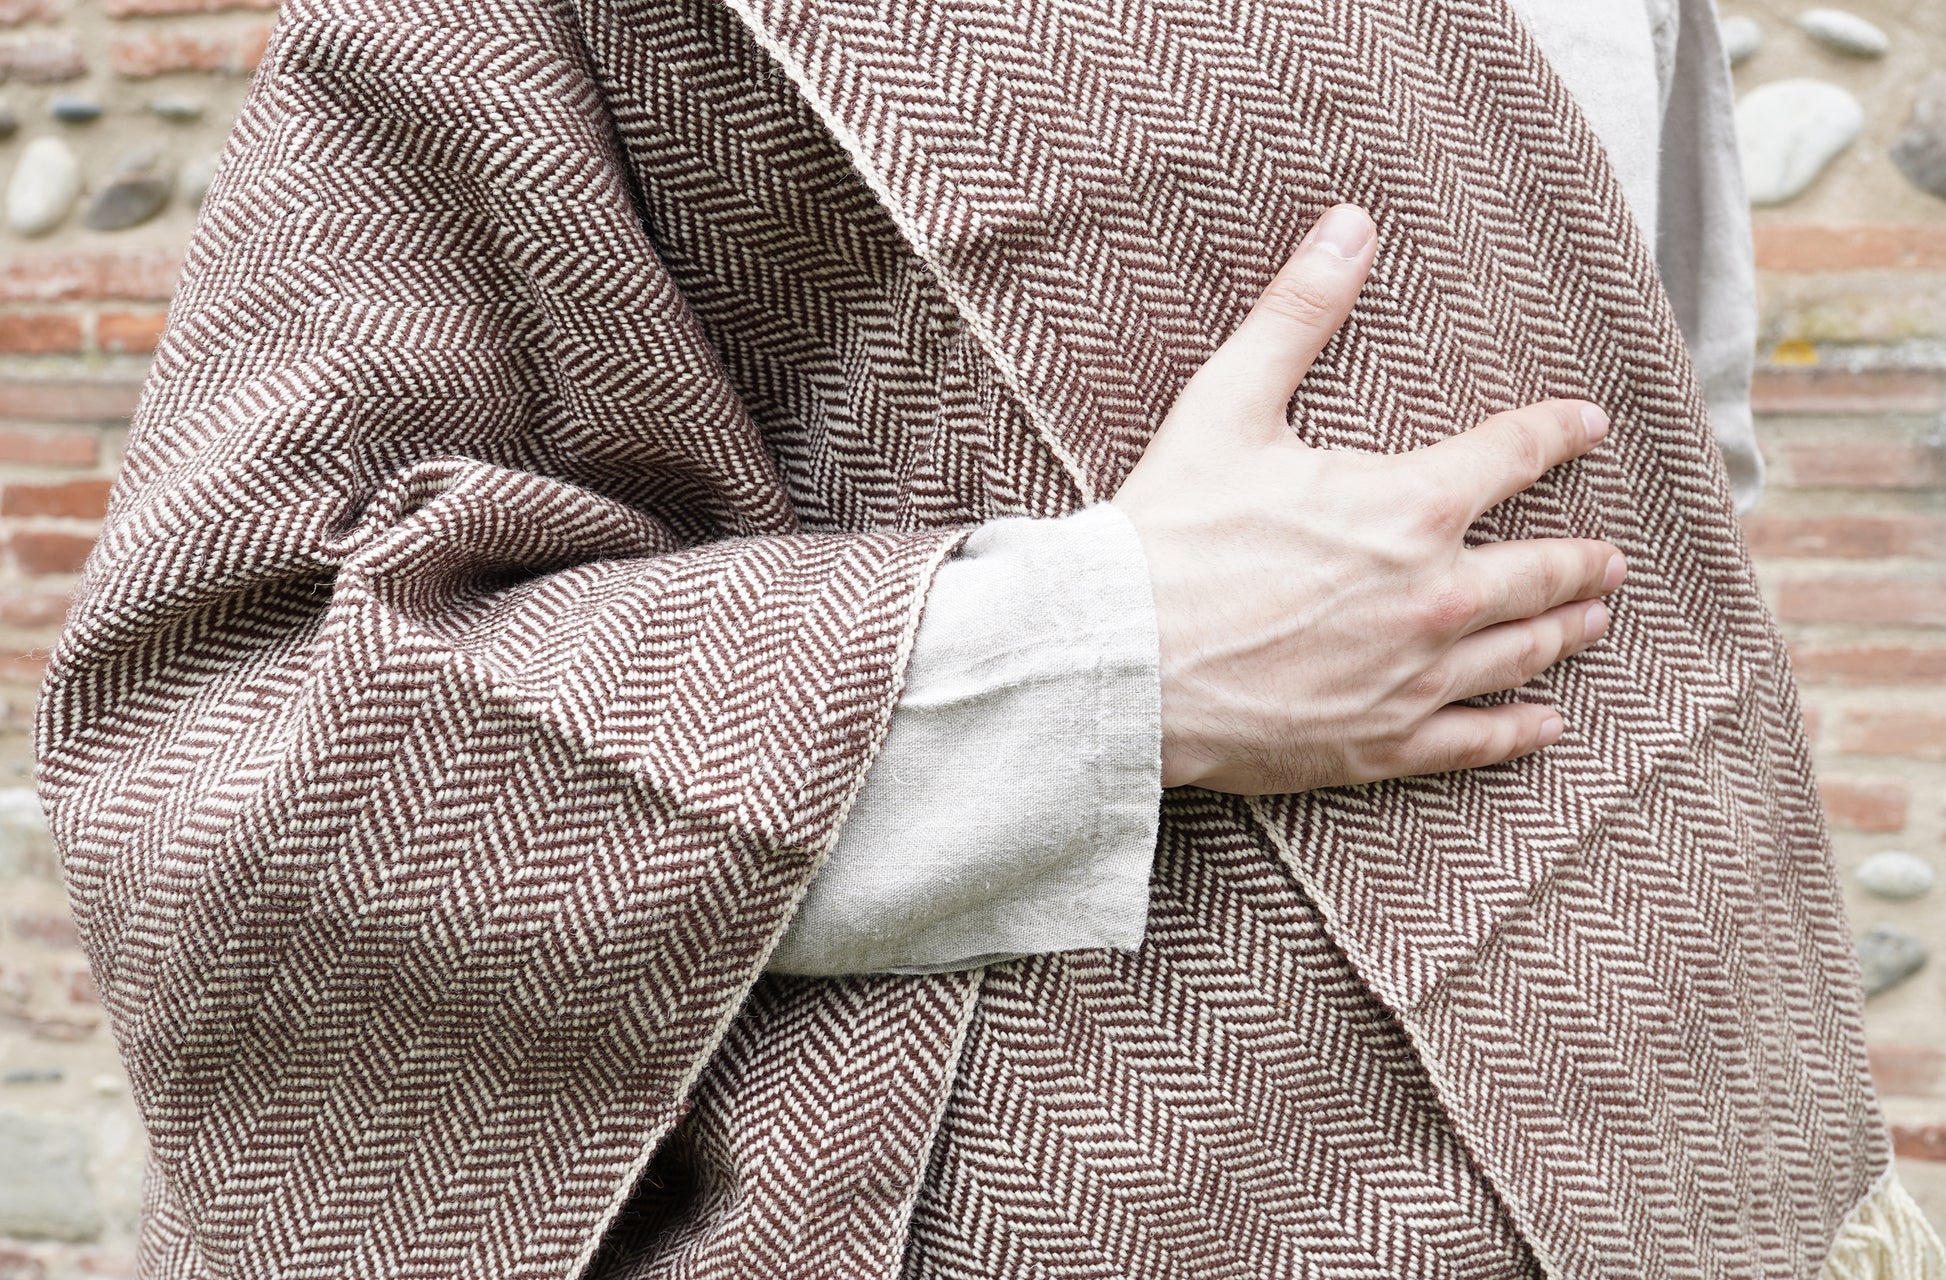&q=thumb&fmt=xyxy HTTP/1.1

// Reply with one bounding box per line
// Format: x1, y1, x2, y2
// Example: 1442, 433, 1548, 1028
1180, 203, 1376, 447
